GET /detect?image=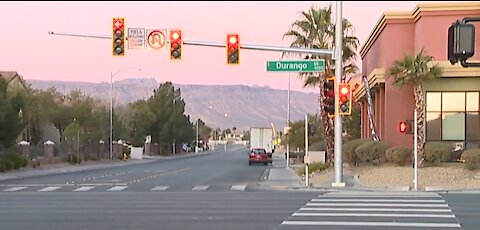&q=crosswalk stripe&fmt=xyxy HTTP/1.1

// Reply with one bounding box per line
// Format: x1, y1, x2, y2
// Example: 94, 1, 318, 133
305, 203, 448, 207
323, 192, 440, 197
311, 199, 445, 203
231, 184, 247, 191
292, 213, 456, 218
73, 186, 95, 192
2, 186, 28, 192
151, 186, 169, 191
107, 186, 128, 191
281, 221, 461, 228
192, 185, 209, 191
38, 186, 62, 192
299, 207, 453, 212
